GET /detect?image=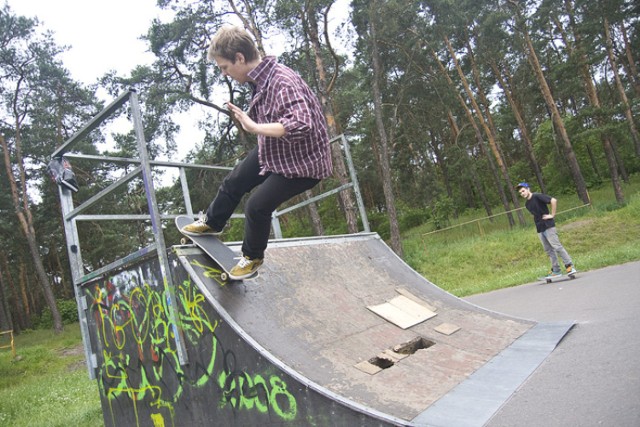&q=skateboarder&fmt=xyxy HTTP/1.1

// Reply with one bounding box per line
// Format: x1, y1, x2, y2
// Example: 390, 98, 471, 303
516, 182, 576, 278
181, 25, 332, 280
